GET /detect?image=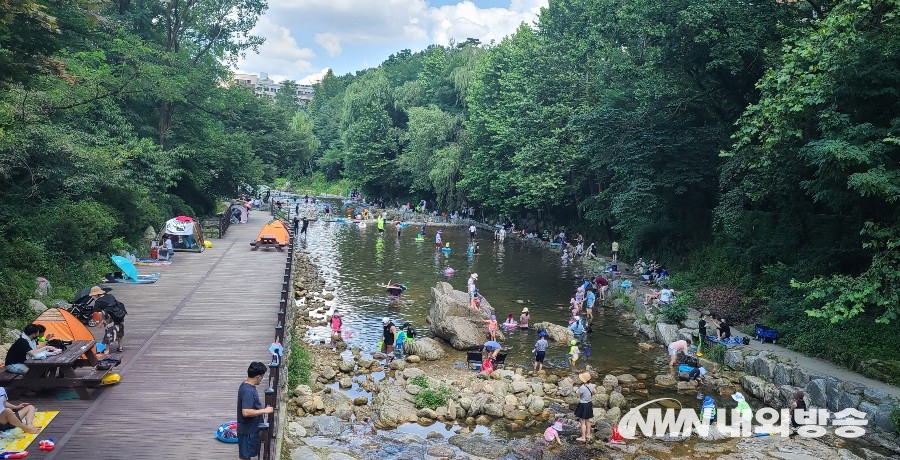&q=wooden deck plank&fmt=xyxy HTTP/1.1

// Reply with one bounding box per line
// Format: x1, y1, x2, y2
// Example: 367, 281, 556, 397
12, 213, 290, 459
